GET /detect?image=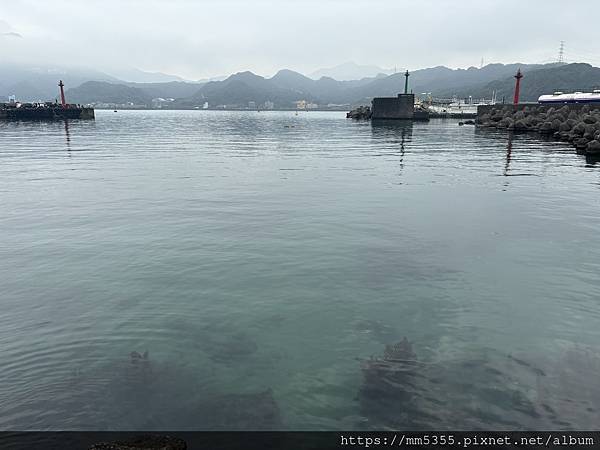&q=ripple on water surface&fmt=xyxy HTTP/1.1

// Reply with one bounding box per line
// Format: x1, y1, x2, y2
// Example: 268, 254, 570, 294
1, 111, 600, 430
